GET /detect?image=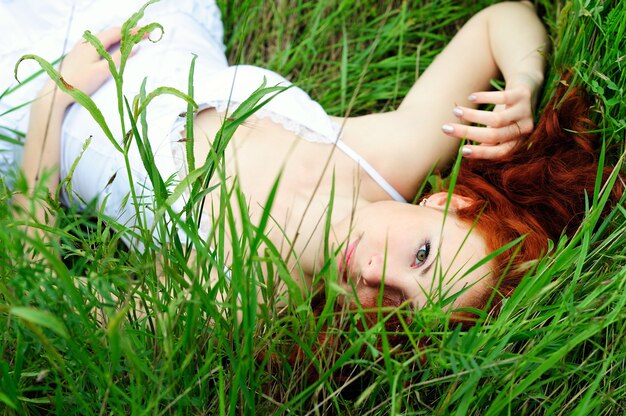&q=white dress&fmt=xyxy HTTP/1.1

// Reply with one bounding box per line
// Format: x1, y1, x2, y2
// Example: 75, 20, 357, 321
0, 0, 404, 247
